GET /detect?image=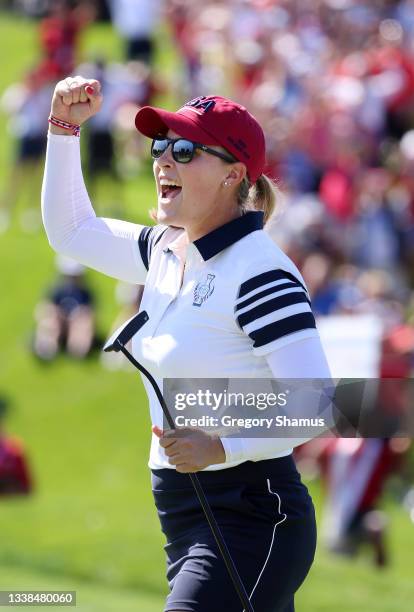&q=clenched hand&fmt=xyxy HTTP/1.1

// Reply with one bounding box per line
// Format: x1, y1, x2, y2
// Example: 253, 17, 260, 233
50, 76, 103, 131
153, 425, 226, 473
